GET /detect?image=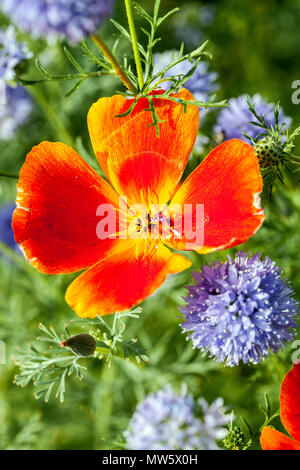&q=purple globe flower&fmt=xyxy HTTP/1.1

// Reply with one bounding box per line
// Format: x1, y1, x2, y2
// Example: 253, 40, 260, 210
152, 50, 218, 117
1, 0, 115, 43
0, 204, 19, 252
180, 252, 298, 367
0, 85, 32, 139
0, 25, 32, 138
214, 94, 291, 142
124, 386, 230, 450
0, 26, 32, 81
